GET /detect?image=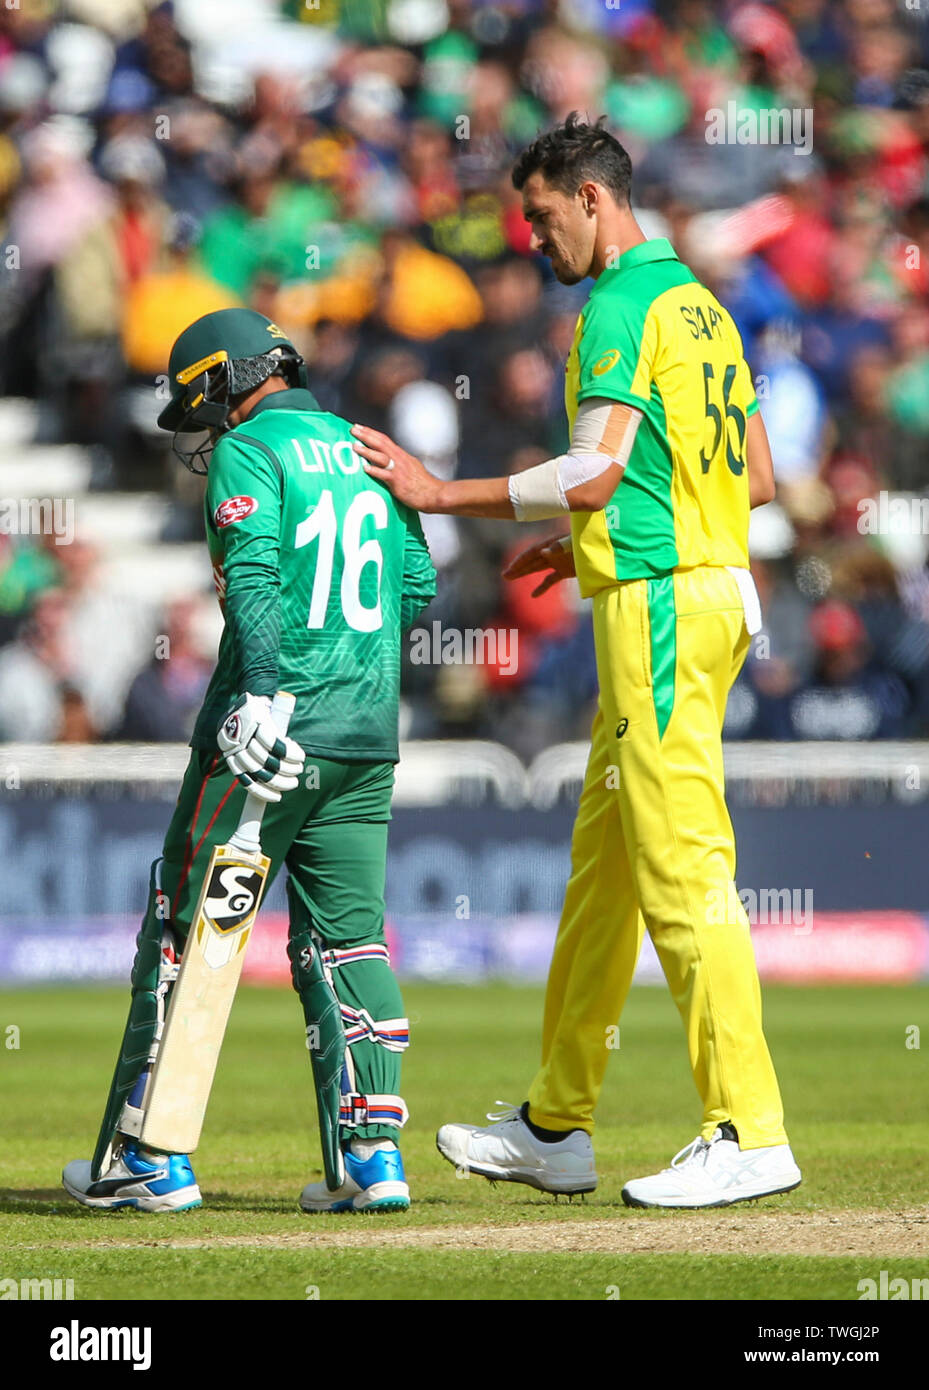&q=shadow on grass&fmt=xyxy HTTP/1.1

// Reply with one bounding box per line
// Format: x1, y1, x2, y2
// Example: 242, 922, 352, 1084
0, 1187, 632, 1220
0, 1188, 298, 1218
0, 1188, 108, 1218
198, 1192, 300, 1214
0, 1188, 74, 1208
